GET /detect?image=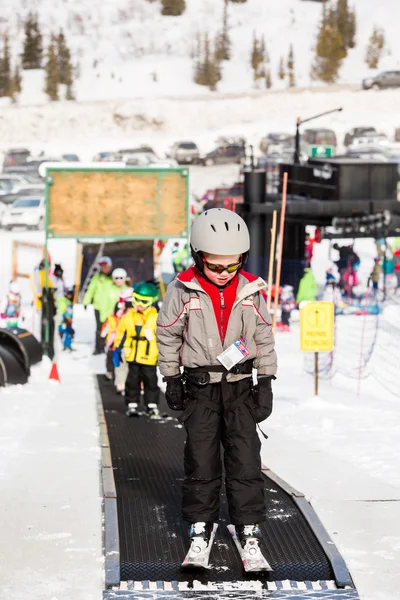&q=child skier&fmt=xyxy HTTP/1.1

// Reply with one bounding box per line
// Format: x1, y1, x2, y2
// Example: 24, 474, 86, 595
0, 281, 22, 328
279, 285, 295, 332
101, 288, 132, 393
58, 288, 75, 351
157, 208, 277, 570
114, 282, 160, 418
